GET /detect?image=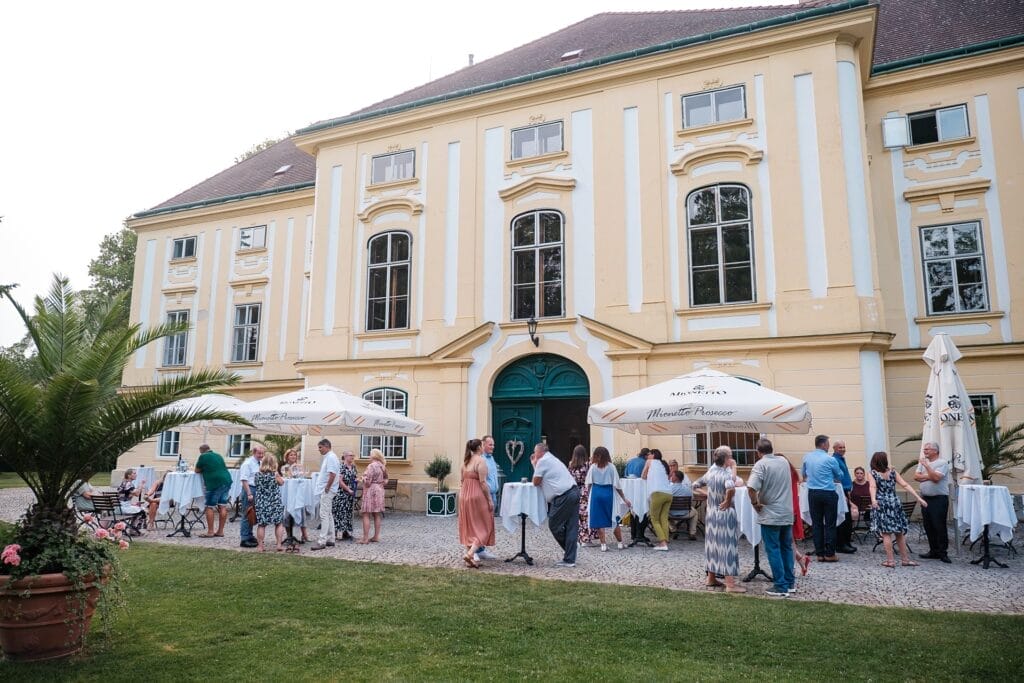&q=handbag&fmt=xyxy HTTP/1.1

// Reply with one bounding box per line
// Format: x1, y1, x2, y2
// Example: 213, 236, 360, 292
246, 502, 257, 526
